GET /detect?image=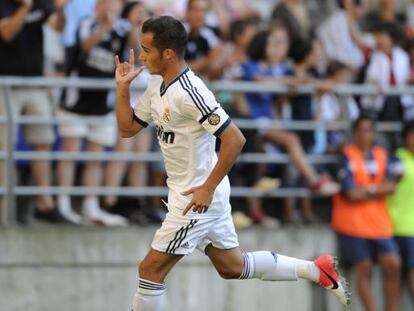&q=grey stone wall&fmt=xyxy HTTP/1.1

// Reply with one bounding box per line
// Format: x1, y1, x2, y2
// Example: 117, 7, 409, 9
0, 225, 411, 311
